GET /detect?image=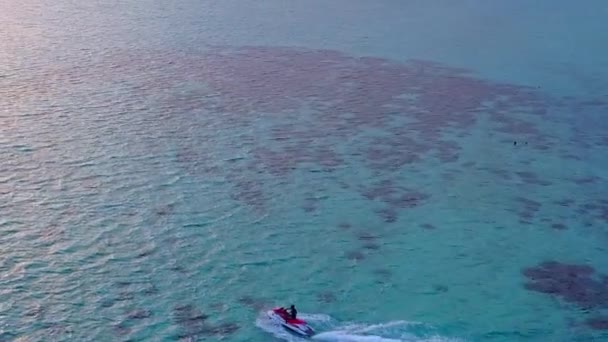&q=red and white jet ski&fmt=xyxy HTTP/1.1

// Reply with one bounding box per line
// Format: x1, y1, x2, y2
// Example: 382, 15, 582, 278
267, 307, 315, 337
